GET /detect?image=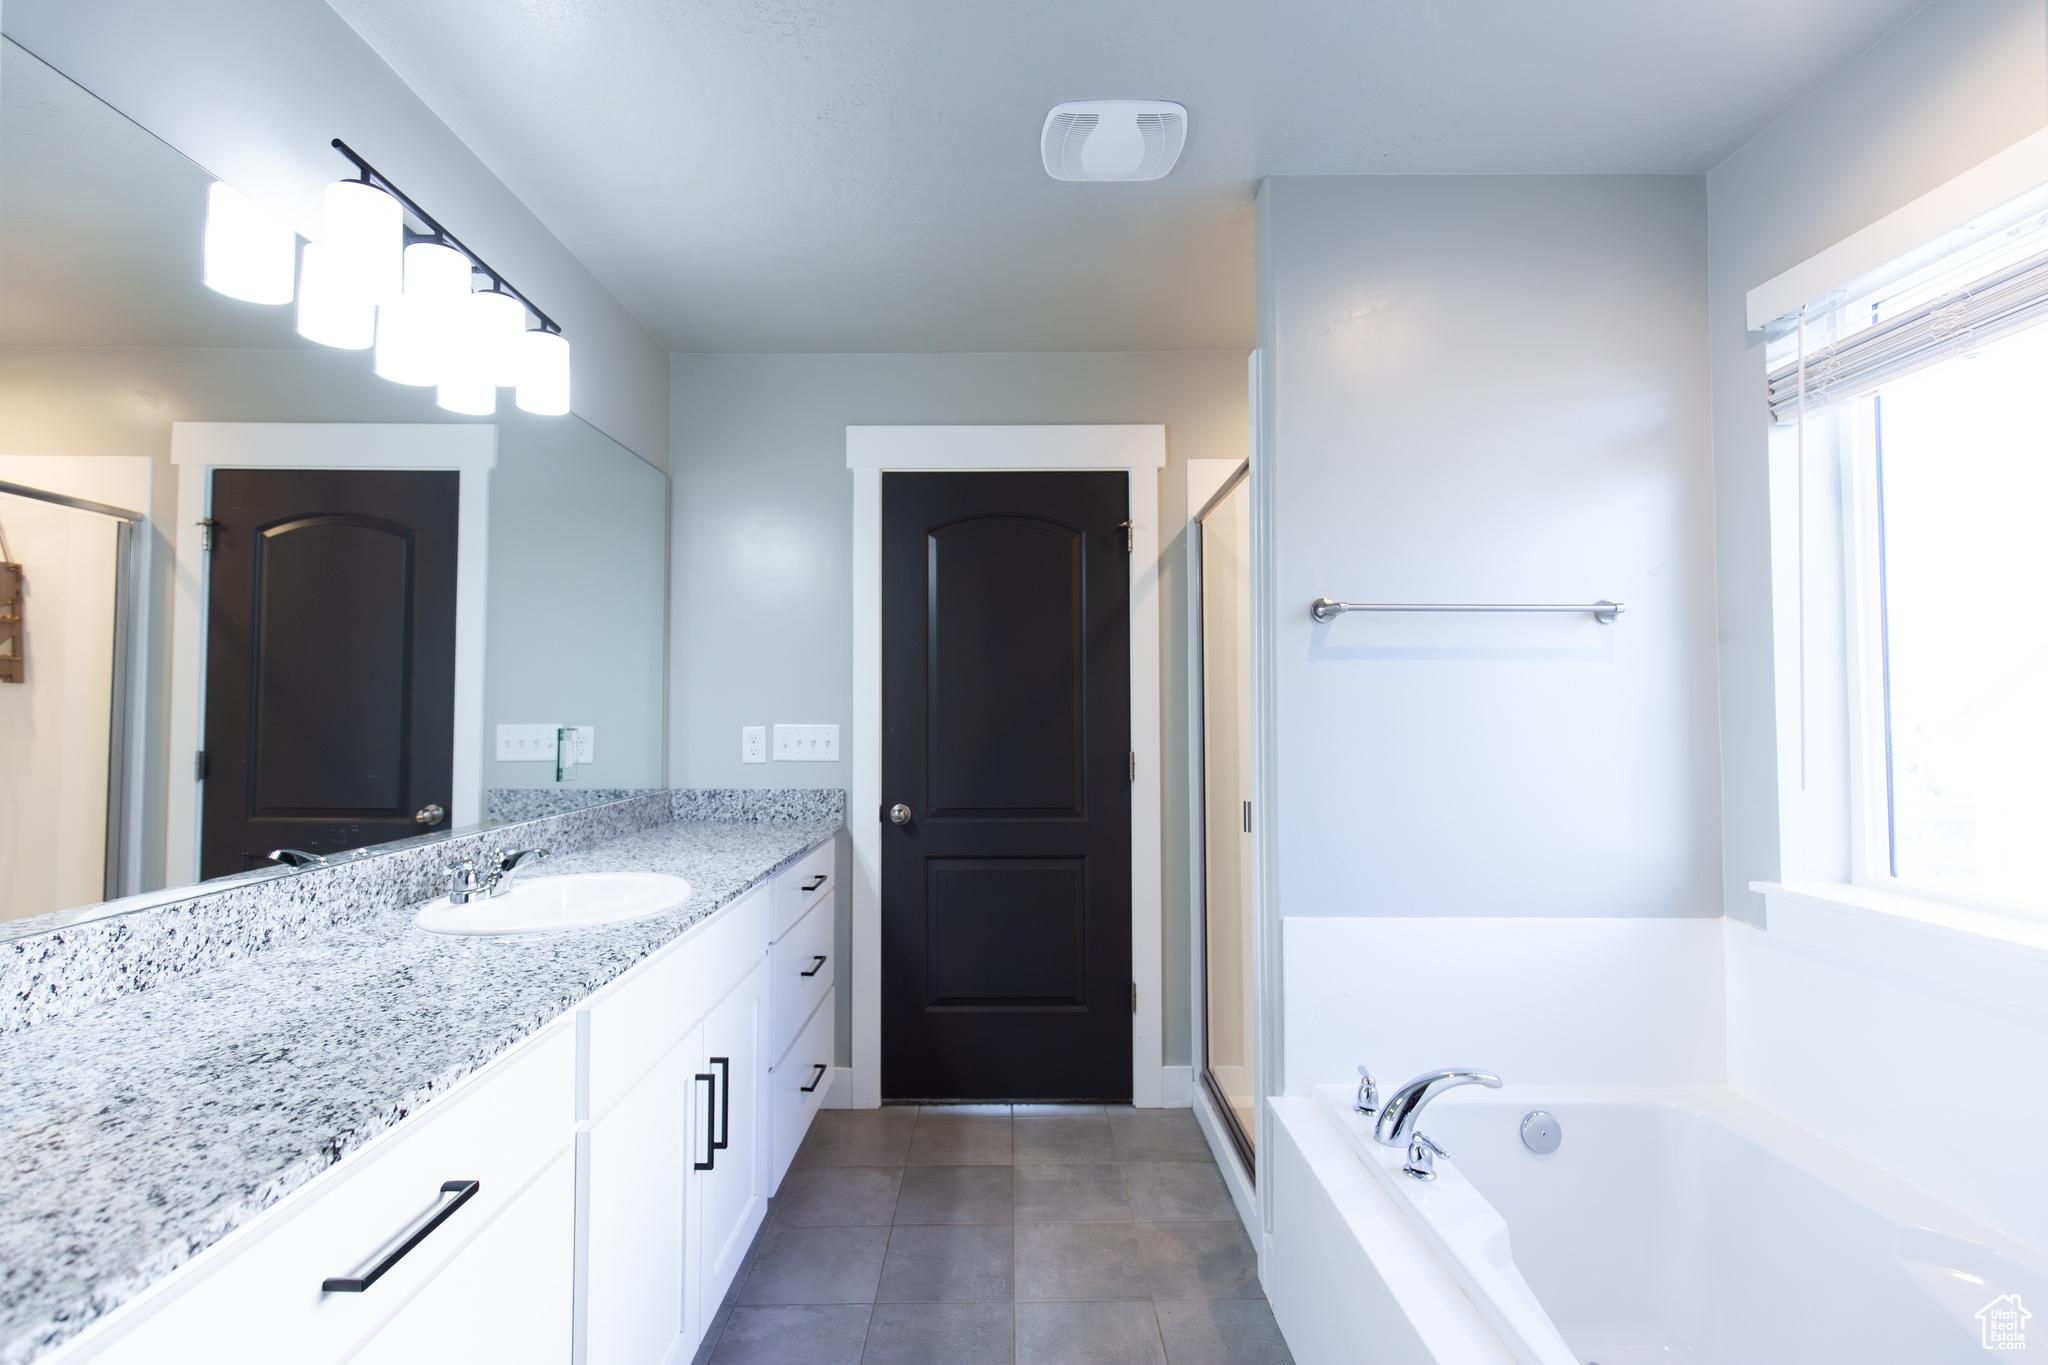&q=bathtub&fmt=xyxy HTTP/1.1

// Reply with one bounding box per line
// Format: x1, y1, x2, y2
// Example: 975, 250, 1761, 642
1275, 1084, 2048, 1365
